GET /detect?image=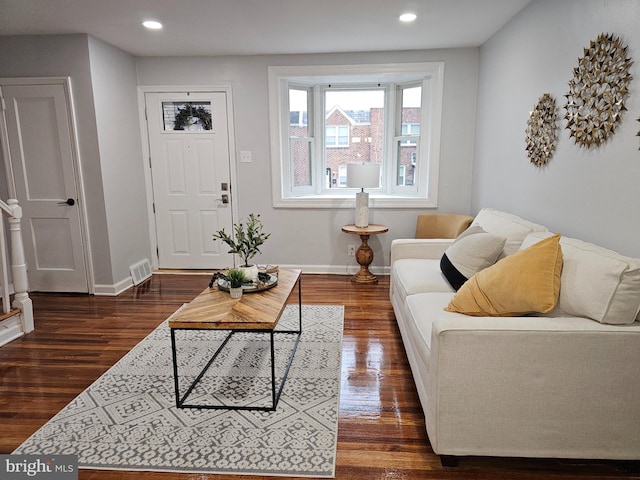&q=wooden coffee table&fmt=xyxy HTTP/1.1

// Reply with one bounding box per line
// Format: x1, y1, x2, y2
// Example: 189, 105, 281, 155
168, 268, 302, 411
